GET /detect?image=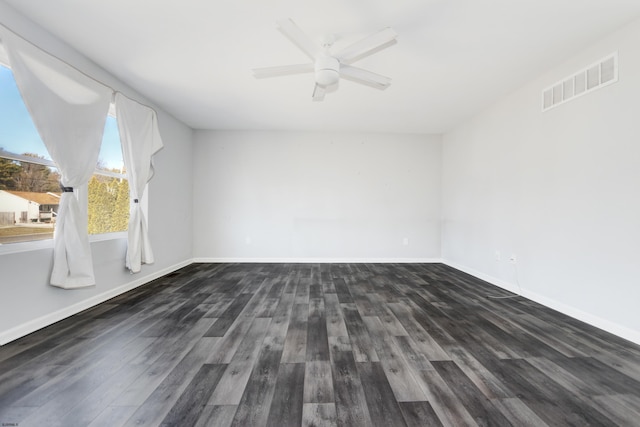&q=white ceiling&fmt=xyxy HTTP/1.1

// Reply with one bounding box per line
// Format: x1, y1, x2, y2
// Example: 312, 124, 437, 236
4, 0, 640, 134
